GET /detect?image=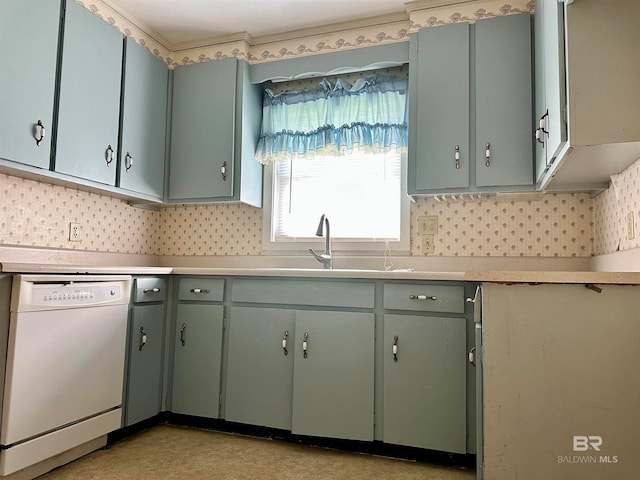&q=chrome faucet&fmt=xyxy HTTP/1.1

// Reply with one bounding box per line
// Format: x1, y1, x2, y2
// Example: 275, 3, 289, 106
308, 214, 333, 269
